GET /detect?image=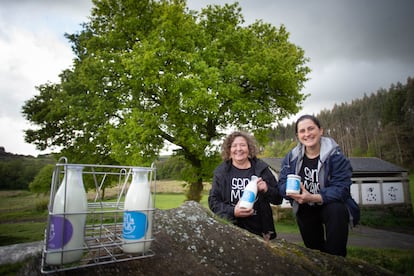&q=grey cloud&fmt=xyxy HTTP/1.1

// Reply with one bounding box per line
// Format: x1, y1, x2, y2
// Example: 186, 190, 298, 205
236, 0, 414, 65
